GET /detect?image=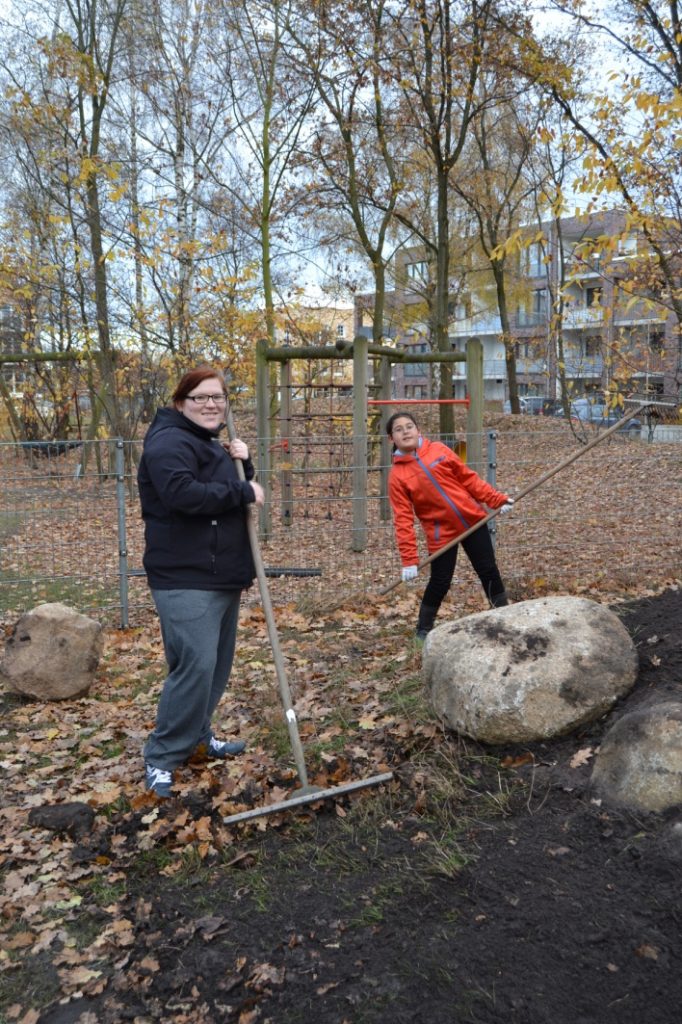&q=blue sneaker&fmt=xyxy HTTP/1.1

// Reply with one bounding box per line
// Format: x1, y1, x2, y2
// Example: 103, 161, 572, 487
145, 762, 173, 798
207, 736, 246, 758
